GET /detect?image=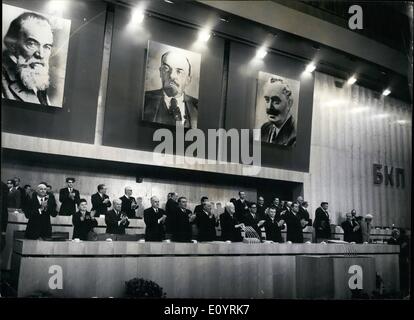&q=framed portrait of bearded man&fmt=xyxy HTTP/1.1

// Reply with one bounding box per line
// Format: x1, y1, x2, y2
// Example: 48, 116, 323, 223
254, 71, 300, 147
2, 4, 71, 108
